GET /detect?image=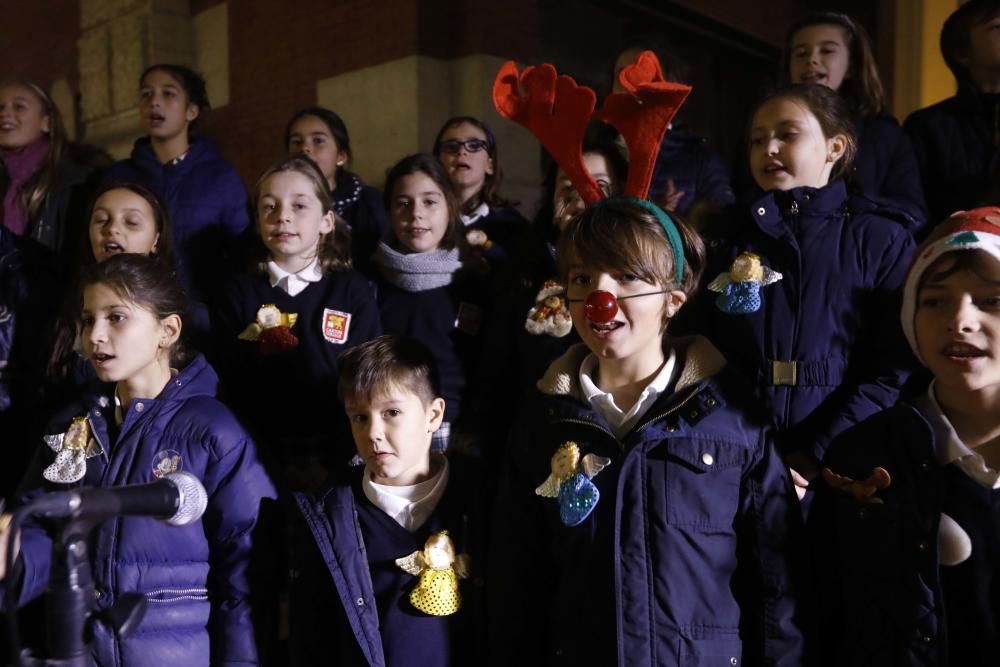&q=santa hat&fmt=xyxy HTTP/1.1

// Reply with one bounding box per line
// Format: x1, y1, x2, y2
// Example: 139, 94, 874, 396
901, 207, 1000, 360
